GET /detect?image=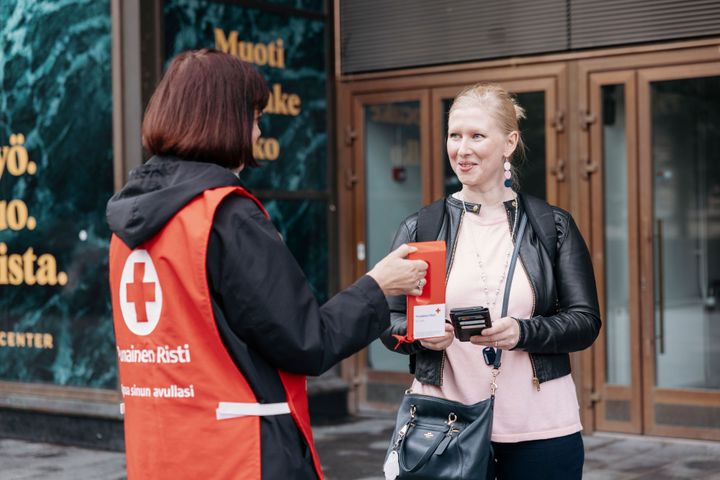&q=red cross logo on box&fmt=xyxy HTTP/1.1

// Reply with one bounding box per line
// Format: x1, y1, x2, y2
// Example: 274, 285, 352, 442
119, 250, 163, 335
